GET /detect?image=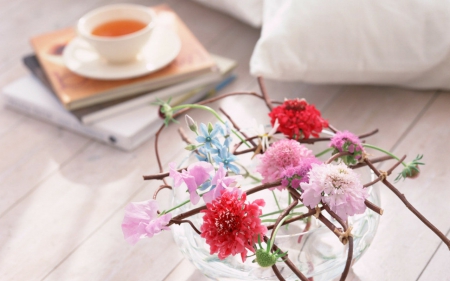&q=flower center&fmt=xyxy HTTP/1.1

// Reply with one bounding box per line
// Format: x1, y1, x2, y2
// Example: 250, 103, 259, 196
285, 99, 307, 111
223, 159, 229, 164
206, 136, 212, 142
215, 210, 240, 236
